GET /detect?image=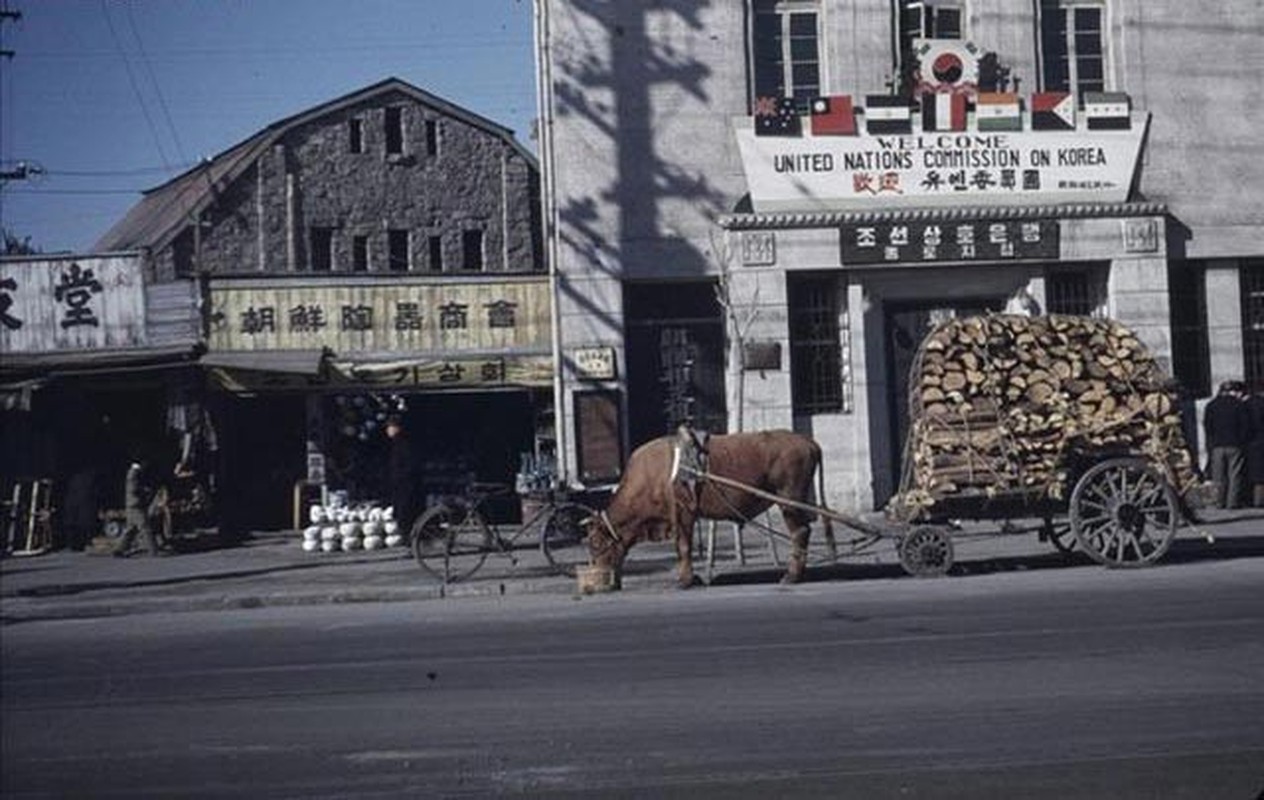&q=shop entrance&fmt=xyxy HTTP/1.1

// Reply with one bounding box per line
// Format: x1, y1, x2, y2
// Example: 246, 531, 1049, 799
883, 298, 1003, 500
